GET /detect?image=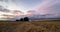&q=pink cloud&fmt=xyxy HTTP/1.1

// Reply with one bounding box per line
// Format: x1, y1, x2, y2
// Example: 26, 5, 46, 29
26, 10, 36, 15
11, 10, 24, 15
36, 0, 58, 14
